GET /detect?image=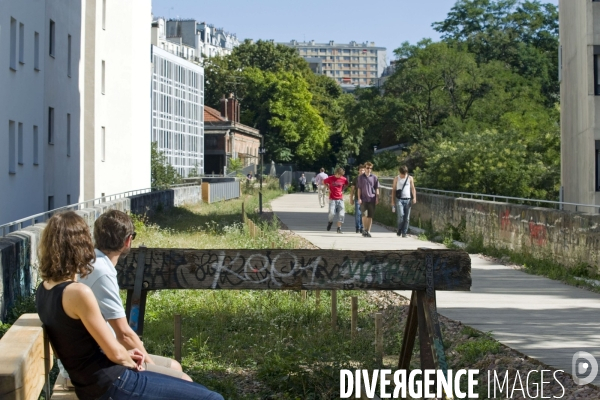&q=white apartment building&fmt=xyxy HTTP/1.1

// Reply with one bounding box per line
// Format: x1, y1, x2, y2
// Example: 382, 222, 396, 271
82, 0, 151, 200
559, 0, 600, 211
151, 46, 205, 177
280, 40, 387, 87
0, 0, 151, 226
0, 0, 82, 225
164, 19, 239, 58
